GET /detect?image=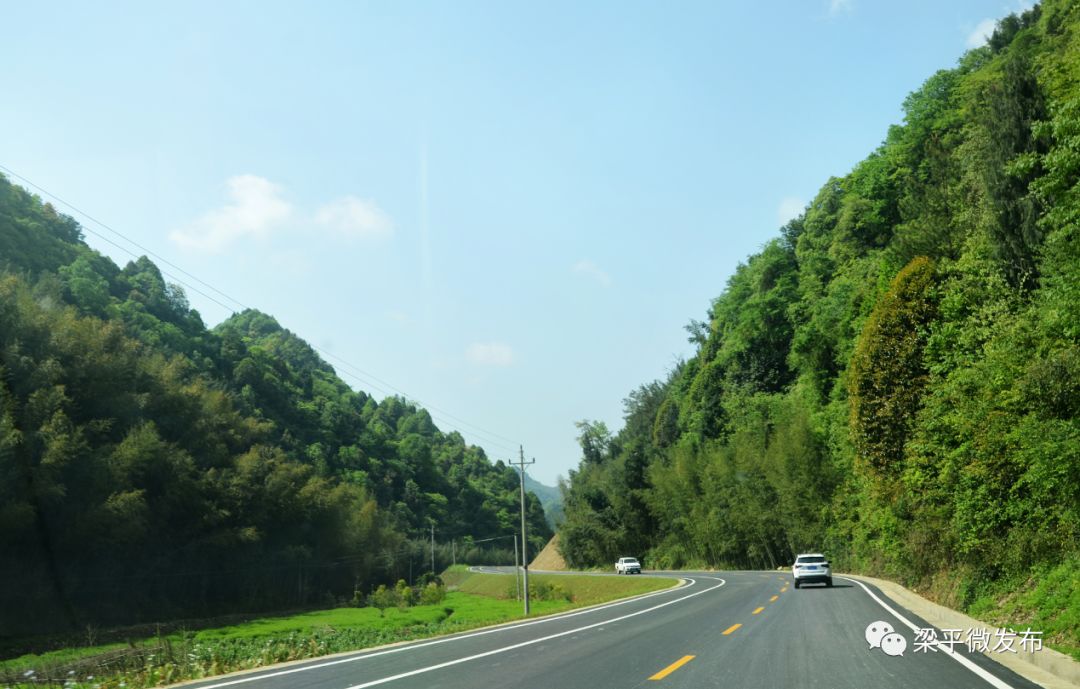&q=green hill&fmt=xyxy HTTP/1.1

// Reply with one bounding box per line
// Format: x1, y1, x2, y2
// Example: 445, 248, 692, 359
0, 178, 551, 639
558, 1, 1079, 657
524, 473, 564, 528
